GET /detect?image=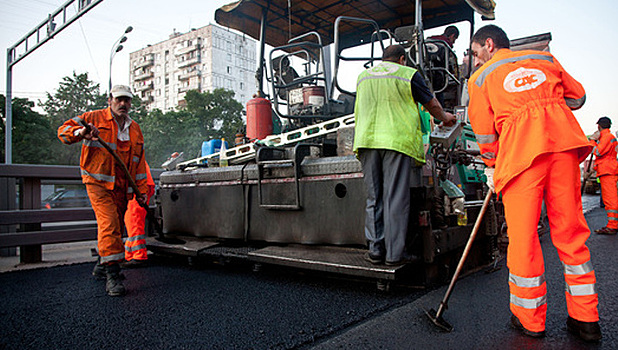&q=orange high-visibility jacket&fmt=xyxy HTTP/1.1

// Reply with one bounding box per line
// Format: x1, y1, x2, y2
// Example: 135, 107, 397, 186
468, 49, 592, 192
58, 107, 149, 195
592, 129, 618, 176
